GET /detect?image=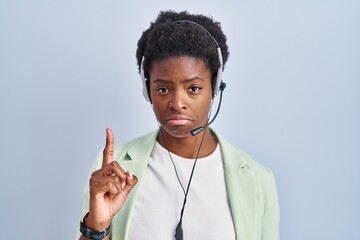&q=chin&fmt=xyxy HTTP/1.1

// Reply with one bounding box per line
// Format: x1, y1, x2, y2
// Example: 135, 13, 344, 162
161, 125, 193, 138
